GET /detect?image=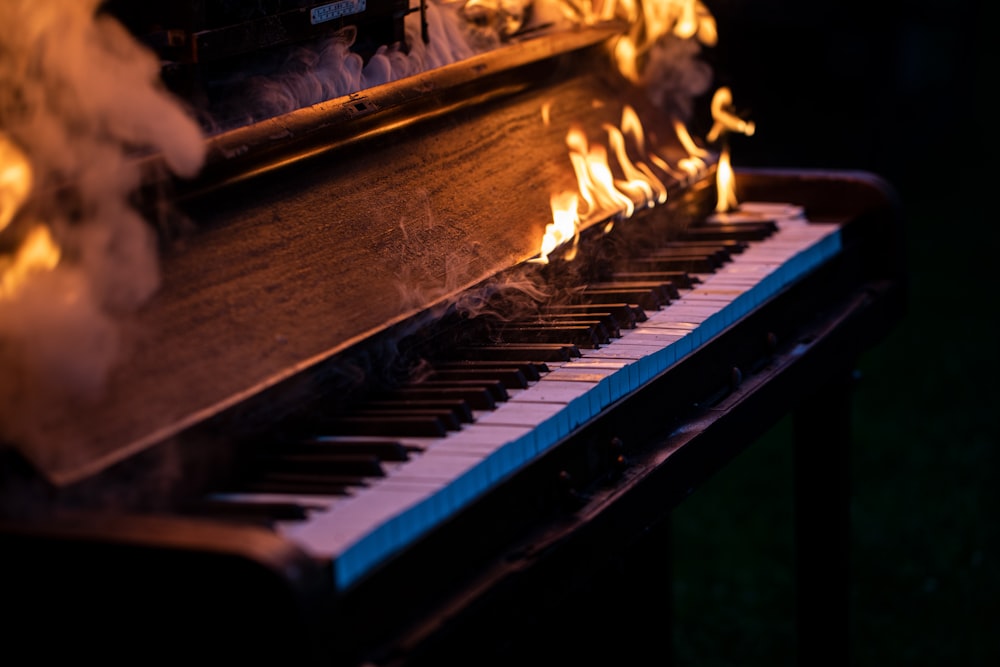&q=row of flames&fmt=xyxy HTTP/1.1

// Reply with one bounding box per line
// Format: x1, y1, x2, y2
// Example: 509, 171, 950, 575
531, 85, 755, 264
0, 88, 753, 284
0, 0, 754, 386
530, 0, 755, 262
0, 0, 748, 304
